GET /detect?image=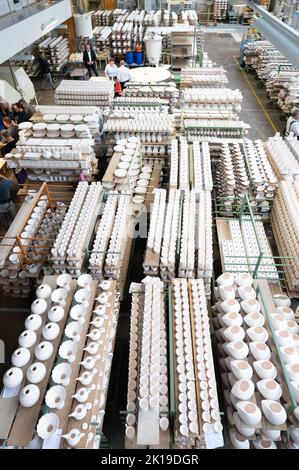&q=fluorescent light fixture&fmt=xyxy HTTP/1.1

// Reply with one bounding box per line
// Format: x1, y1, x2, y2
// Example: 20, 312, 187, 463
41, 18, 59, 31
